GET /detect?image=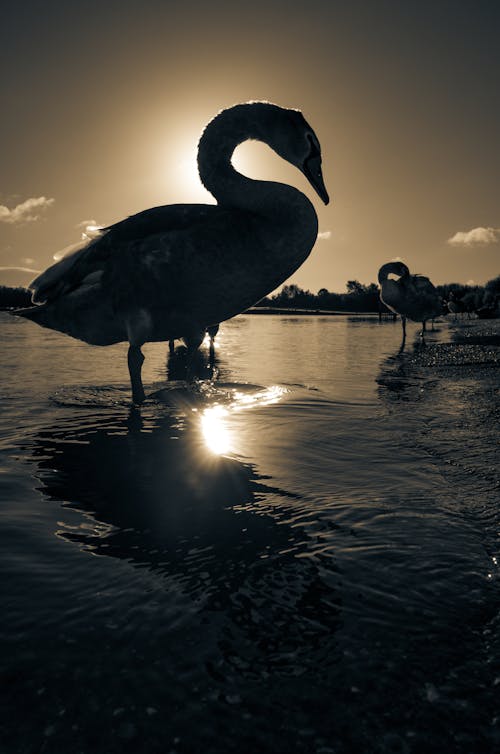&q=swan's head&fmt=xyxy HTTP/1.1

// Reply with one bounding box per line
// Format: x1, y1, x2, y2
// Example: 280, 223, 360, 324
300, 126, 330, 206
377, 261, 410, 284
261, 104, 330, 205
